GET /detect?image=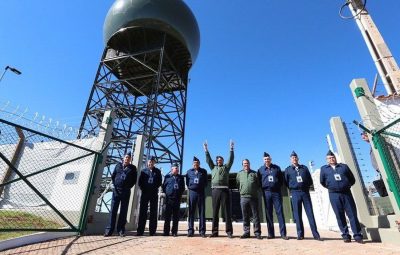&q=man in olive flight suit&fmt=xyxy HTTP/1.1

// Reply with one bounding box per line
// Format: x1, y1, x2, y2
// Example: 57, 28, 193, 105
236, 159, 262, 239
204, 140, 234, 238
